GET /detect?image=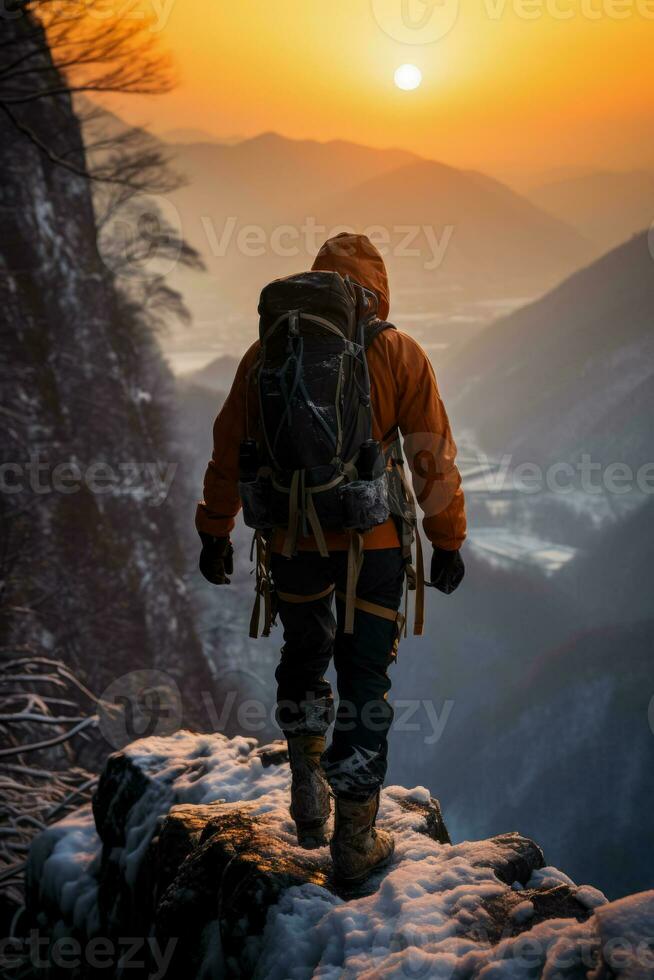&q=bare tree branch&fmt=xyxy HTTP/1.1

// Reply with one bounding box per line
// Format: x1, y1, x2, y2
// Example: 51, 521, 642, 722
0, 657, 102, 923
